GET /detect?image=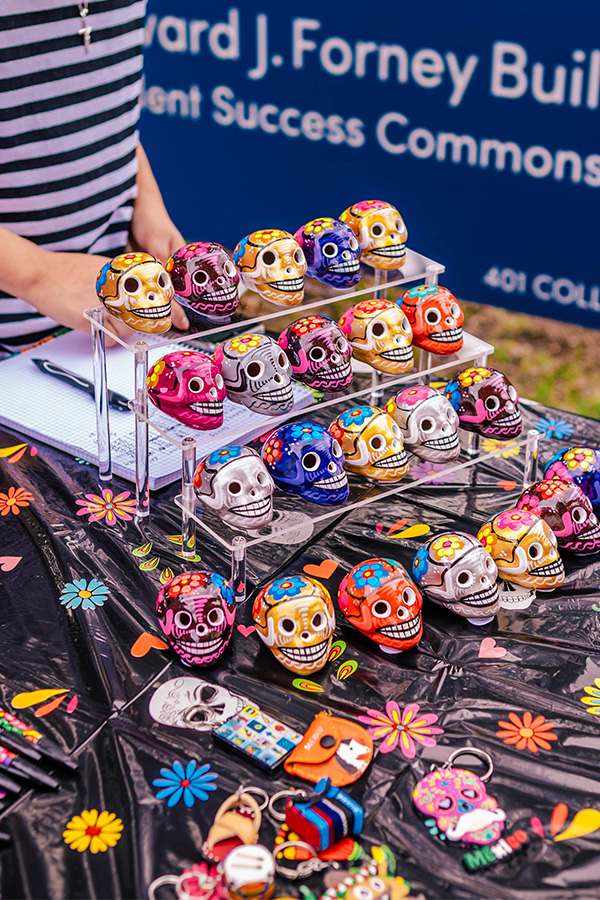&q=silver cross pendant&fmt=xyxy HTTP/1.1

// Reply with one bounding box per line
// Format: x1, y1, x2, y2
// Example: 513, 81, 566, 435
78, 5, 92, 53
